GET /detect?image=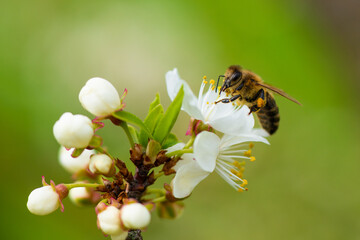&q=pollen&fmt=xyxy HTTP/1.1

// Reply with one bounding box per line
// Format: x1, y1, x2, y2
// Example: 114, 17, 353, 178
249, 142, 254, 148
210, 79, 215, 85
237, 188, 244, 192
241, 179, 248, 187
244, 149, 252, 157
203, 80, 208, 84
257, 97, 265, 108
217, 86, 221, 92
203, 75, 207, 80
212, 86, 215, 91
250, 156, 256, 162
